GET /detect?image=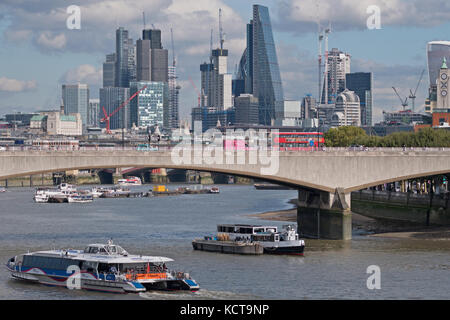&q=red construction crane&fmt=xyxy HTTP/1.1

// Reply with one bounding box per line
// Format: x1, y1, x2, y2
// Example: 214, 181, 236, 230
100, 86, 147, 134
188, 76, 201, 107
